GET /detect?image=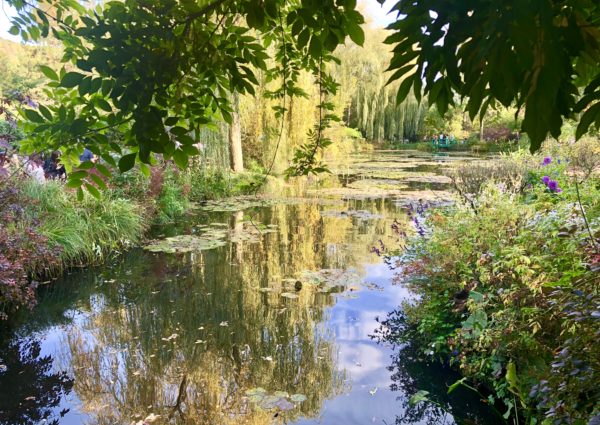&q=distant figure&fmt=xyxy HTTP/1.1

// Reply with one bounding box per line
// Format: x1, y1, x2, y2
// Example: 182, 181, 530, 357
79, 148, 96, 163
43, 151, 66, 180
24, 154, 46, 184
